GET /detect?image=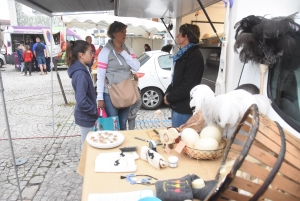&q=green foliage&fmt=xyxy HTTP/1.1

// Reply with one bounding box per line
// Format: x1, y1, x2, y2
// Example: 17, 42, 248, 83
15, 2, 63, 26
